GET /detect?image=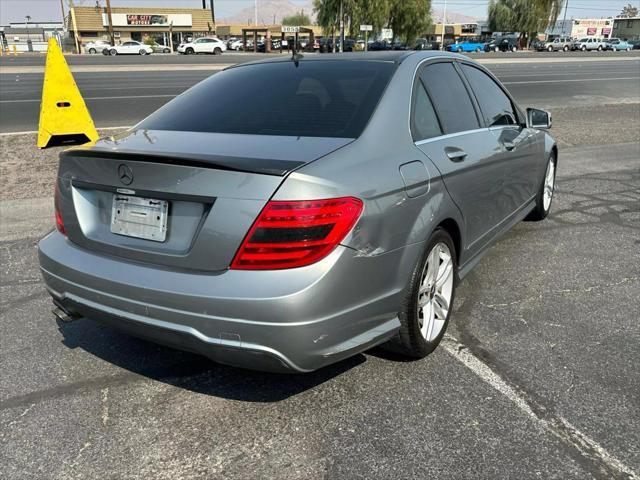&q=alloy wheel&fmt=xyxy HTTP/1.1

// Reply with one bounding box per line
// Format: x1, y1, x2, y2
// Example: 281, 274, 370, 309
417, 242, 454, 342
543, 159, 555, 211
